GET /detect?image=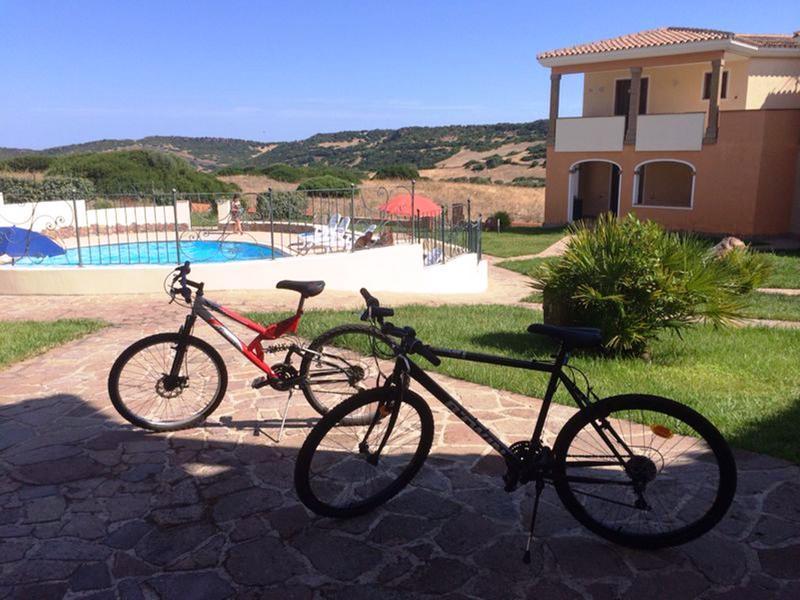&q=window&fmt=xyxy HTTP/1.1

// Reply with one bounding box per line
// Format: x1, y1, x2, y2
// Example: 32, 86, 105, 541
633, 161, 695, 209
702, 71, 728, 100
